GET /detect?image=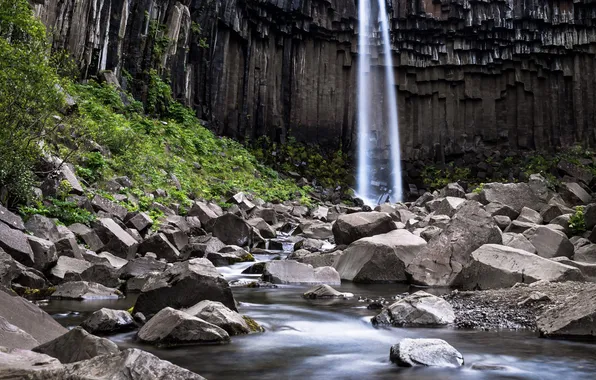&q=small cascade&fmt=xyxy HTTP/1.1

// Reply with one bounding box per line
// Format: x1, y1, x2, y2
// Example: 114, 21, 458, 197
356, 0, 403, 204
